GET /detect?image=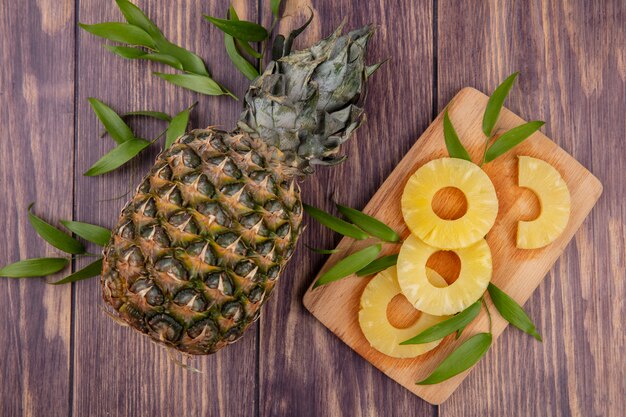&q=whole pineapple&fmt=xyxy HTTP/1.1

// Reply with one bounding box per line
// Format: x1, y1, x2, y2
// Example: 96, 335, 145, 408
102, 25, 376, 354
